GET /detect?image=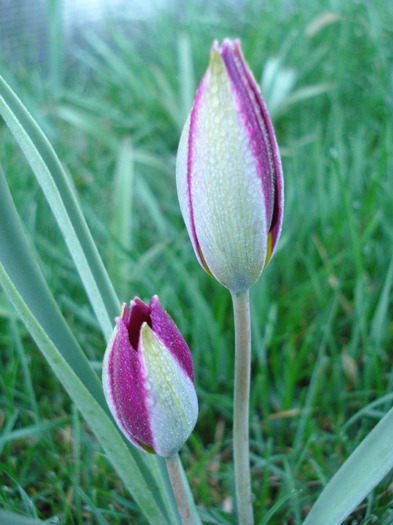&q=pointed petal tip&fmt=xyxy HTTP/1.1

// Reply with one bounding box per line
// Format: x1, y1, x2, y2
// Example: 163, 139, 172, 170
210, 39, 220, 54
149, 295, 160, 310
209, 46, 223, 70
129, 296, 145, 311
216, 38, 242, 55
128, 296, 151, 320
119, 302, 128, 318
